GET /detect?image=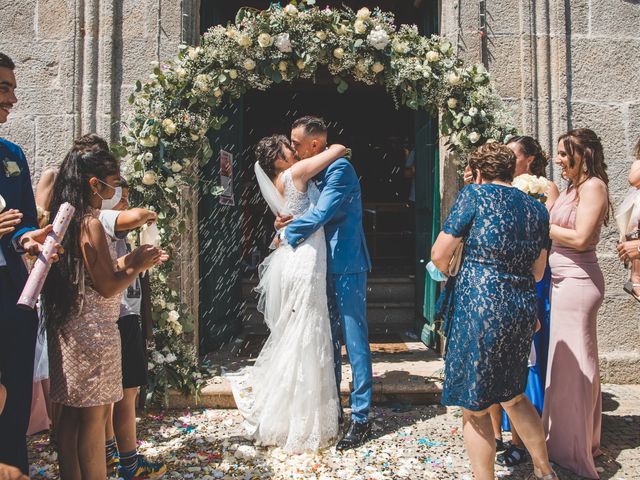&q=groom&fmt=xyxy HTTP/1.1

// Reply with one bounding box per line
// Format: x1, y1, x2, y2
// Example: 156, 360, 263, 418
276, 116, 373, 450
